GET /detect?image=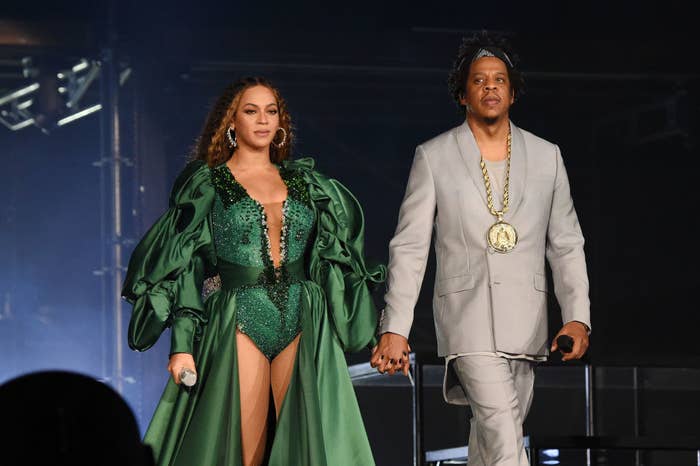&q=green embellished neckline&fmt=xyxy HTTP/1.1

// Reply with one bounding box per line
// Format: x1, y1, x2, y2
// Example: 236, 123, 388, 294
211, 162, 310, 209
